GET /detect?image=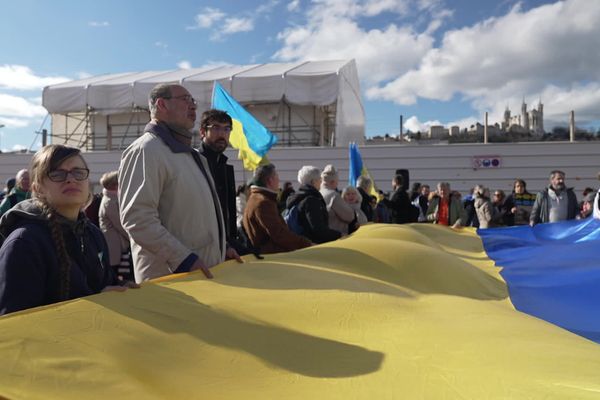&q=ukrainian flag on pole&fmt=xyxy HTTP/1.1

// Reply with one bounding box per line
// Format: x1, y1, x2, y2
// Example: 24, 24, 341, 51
349, 142, 378, 198
212, 82, 278, 170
